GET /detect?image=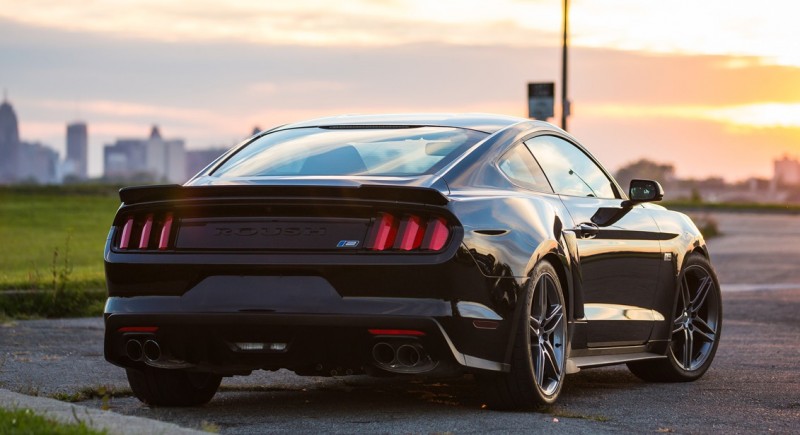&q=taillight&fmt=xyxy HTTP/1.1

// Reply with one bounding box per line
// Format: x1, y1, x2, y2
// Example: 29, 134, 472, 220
117, 212, 174, 251
365, 213, 452, 252
138, 214, 153, 249
421, 217, 449, 251
365, 212, 398, 251
158, 213, 173, 250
